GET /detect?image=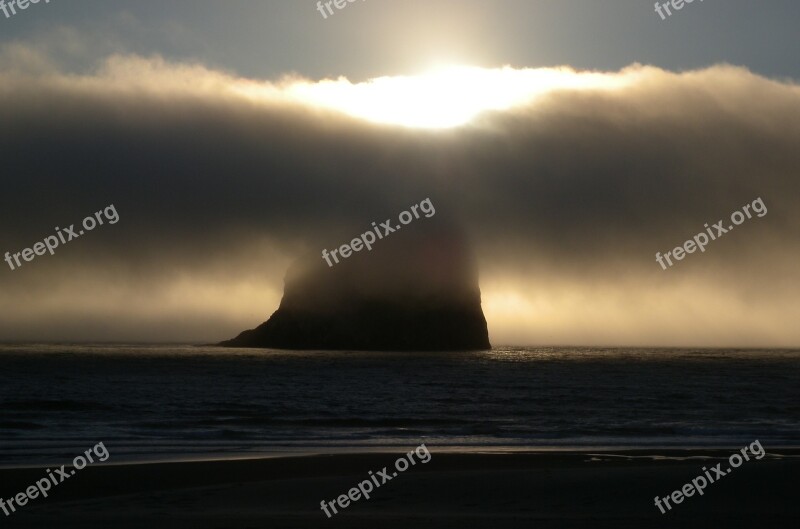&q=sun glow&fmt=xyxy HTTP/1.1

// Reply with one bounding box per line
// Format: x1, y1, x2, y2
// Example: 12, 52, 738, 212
280, 65, 633, 129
